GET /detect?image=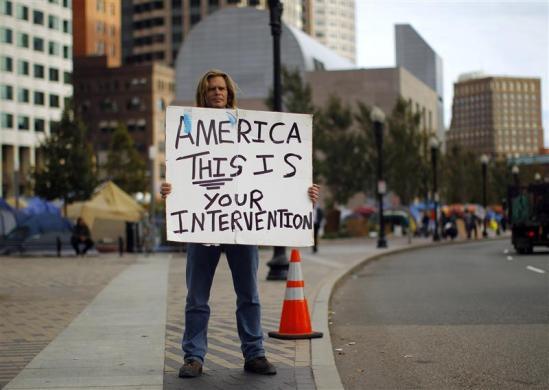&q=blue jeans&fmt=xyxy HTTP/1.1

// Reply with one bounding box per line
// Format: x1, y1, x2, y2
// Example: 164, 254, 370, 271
182, 243, 265, 363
